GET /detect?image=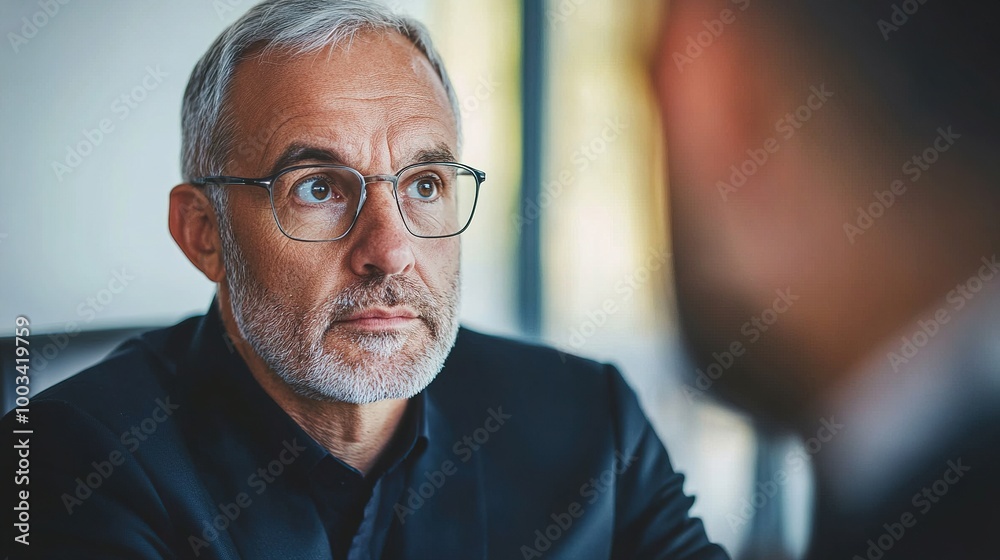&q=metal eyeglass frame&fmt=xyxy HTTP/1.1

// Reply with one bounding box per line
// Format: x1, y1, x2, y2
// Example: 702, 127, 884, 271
192, 162, 486, 241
